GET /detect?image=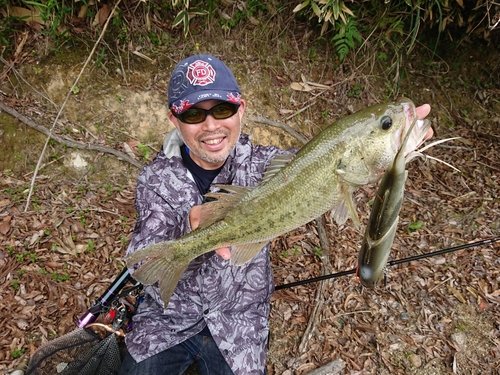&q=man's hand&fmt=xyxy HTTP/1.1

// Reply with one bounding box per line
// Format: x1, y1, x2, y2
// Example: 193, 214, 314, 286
416, 103, 430, 120
189, 205, 231, 260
